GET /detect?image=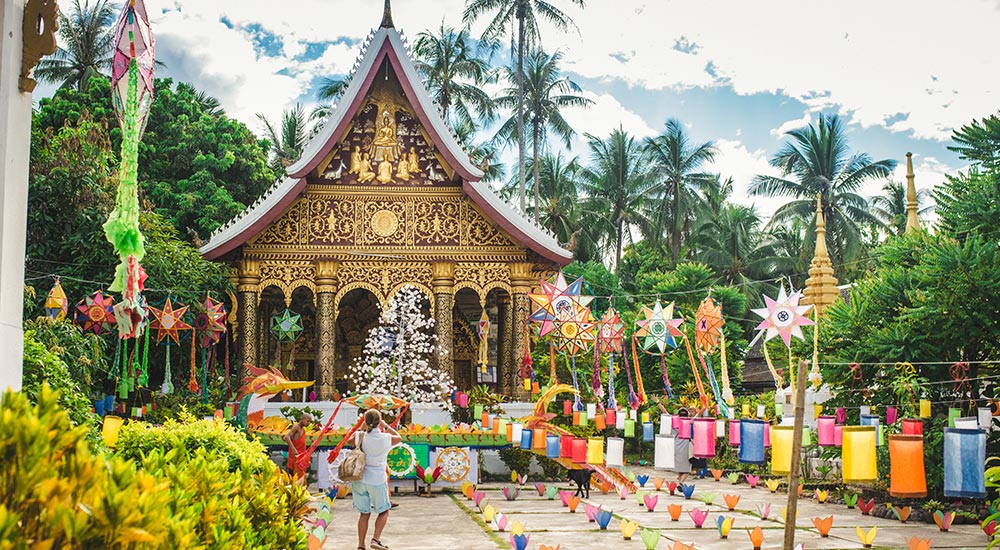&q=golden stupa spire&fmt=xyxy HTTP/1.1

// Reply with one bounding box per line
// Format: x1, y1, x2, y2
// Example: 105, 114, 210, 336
905, 152, 921, 233
803, 194, 839, 314
380, 0, 394, 28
